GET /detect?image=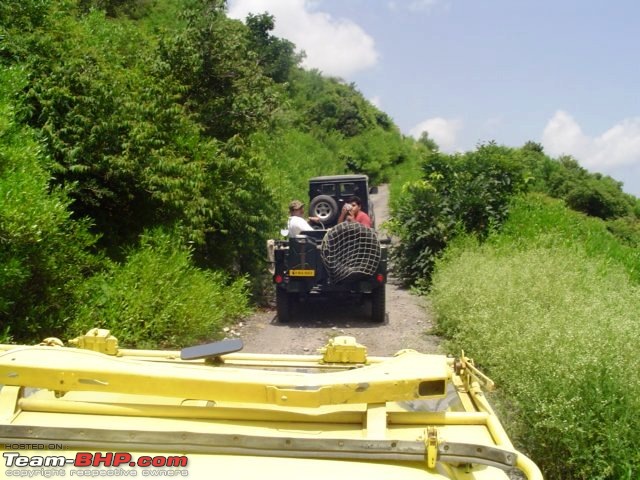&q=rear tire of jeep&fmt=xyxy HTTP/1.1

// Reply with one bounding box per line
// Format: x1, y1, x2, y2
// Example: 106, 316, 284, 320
371, 286, 386, 323
310, 195, 339, 225
276, 289, 294, 323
